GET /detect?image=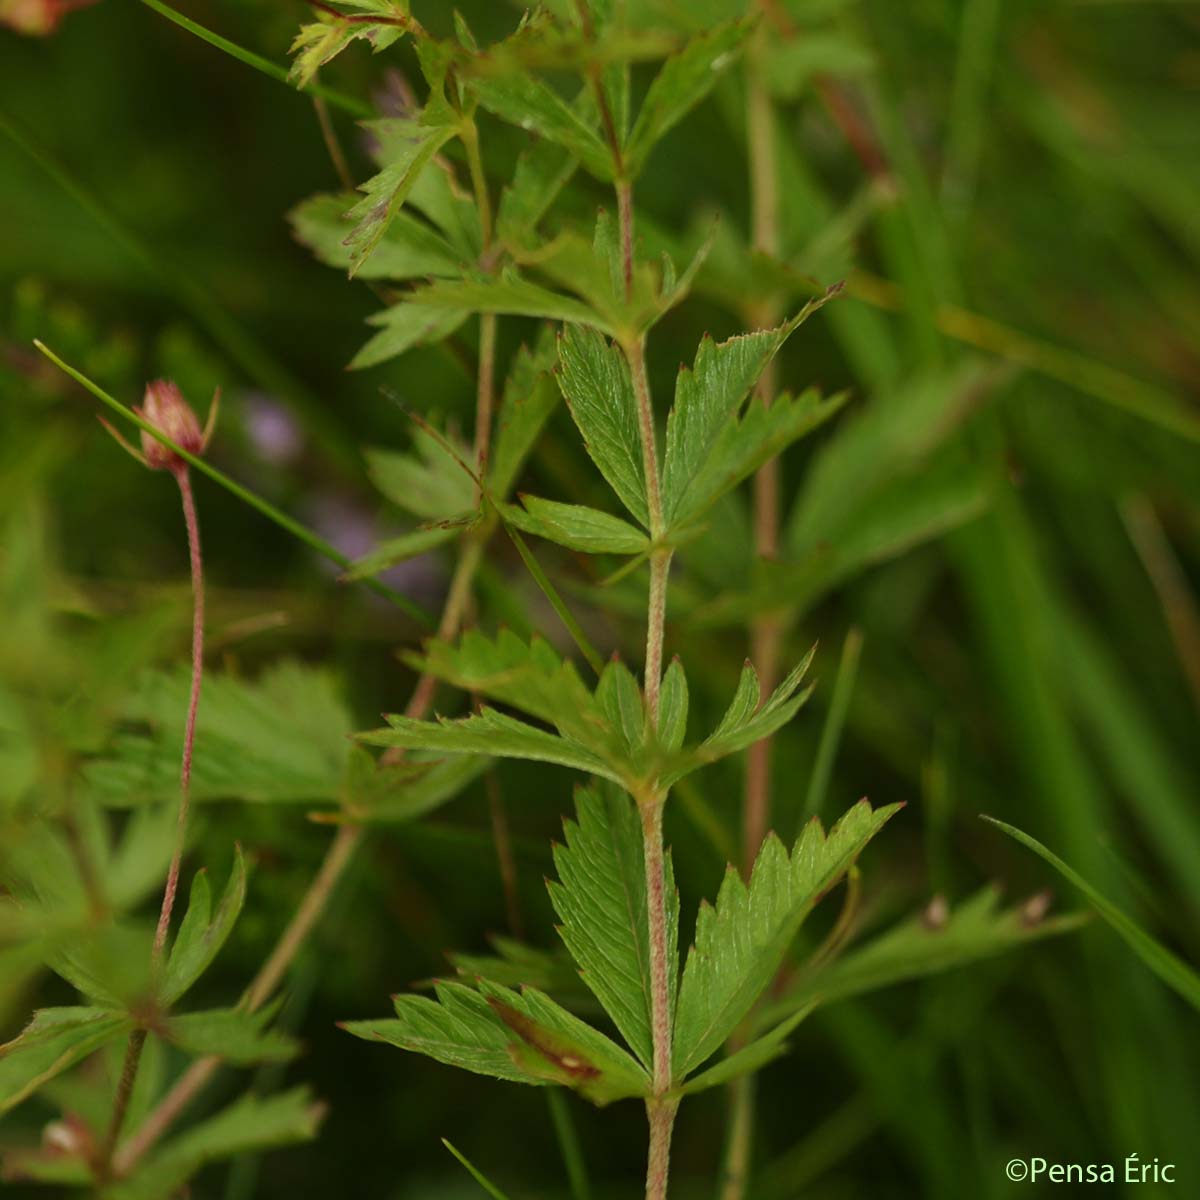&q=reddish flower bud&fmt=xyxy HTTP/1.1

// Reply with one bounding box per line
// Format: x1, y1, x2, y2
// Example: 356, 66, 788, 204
1, 0, 98, 36
137, 380, 206, 473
